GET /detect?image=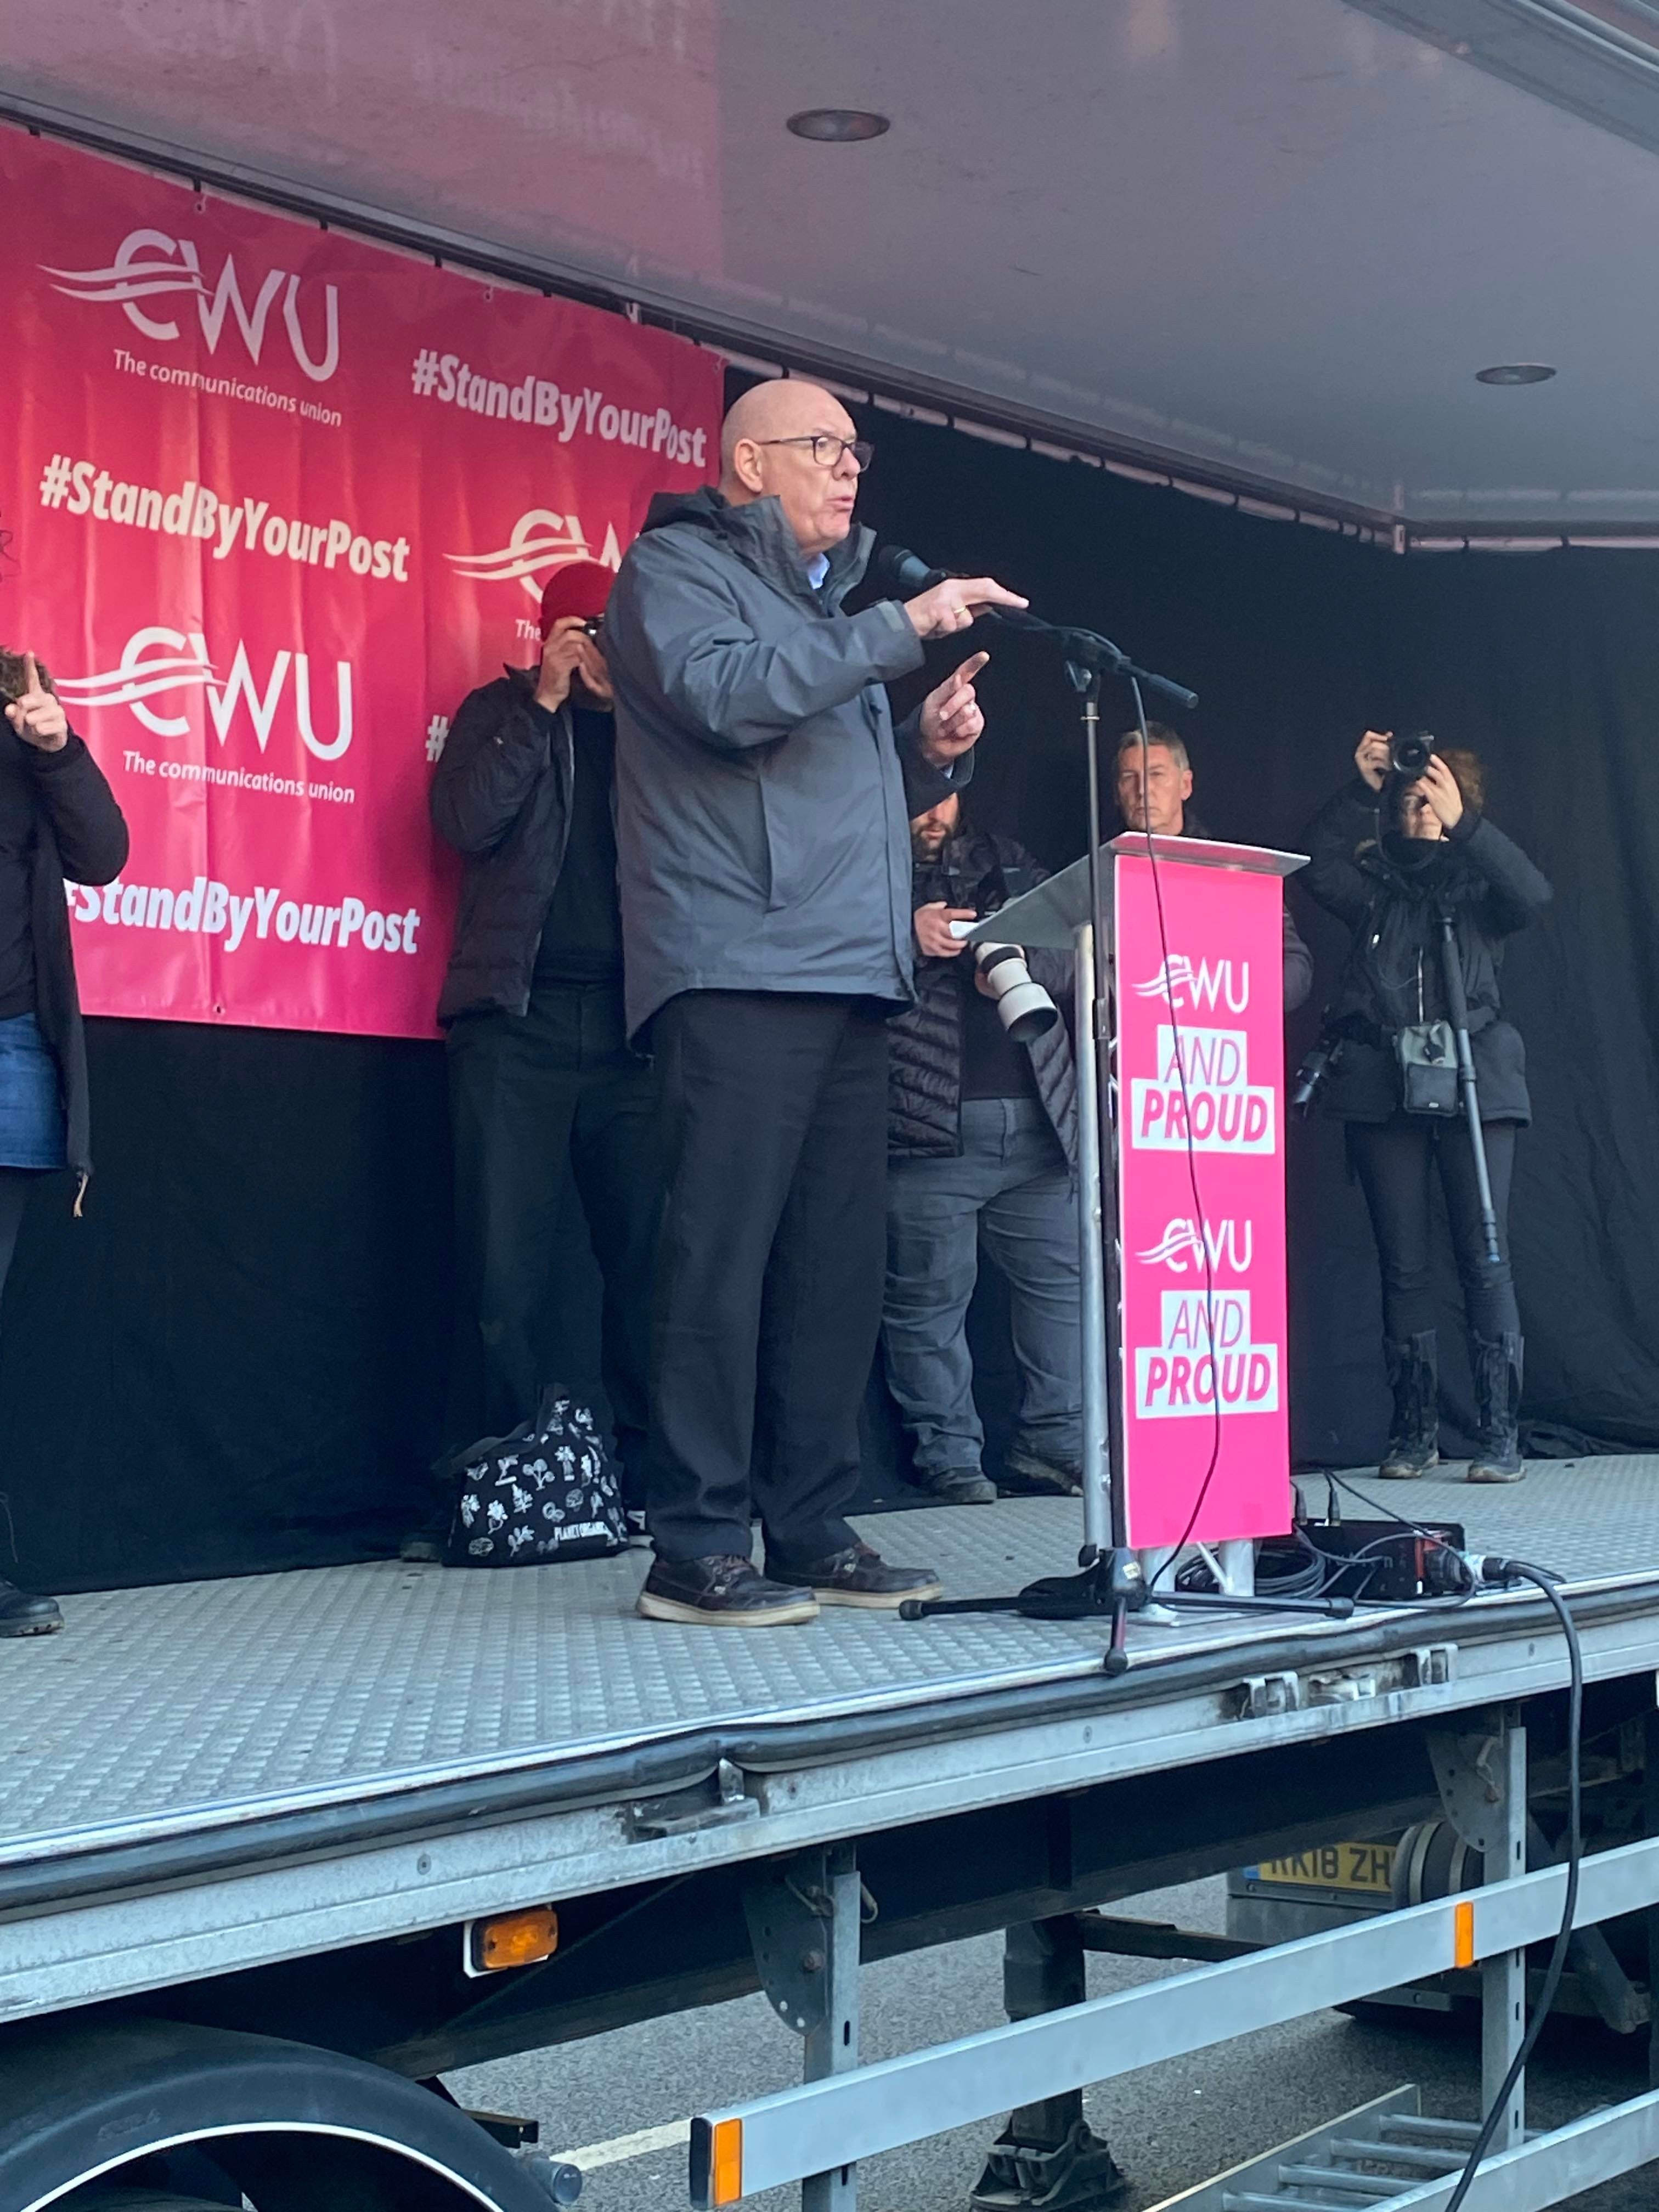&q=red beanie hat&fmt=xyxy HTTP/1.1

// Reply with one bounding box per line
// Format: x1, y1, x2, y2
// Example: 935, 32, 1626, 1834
538, 558, 616, 638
